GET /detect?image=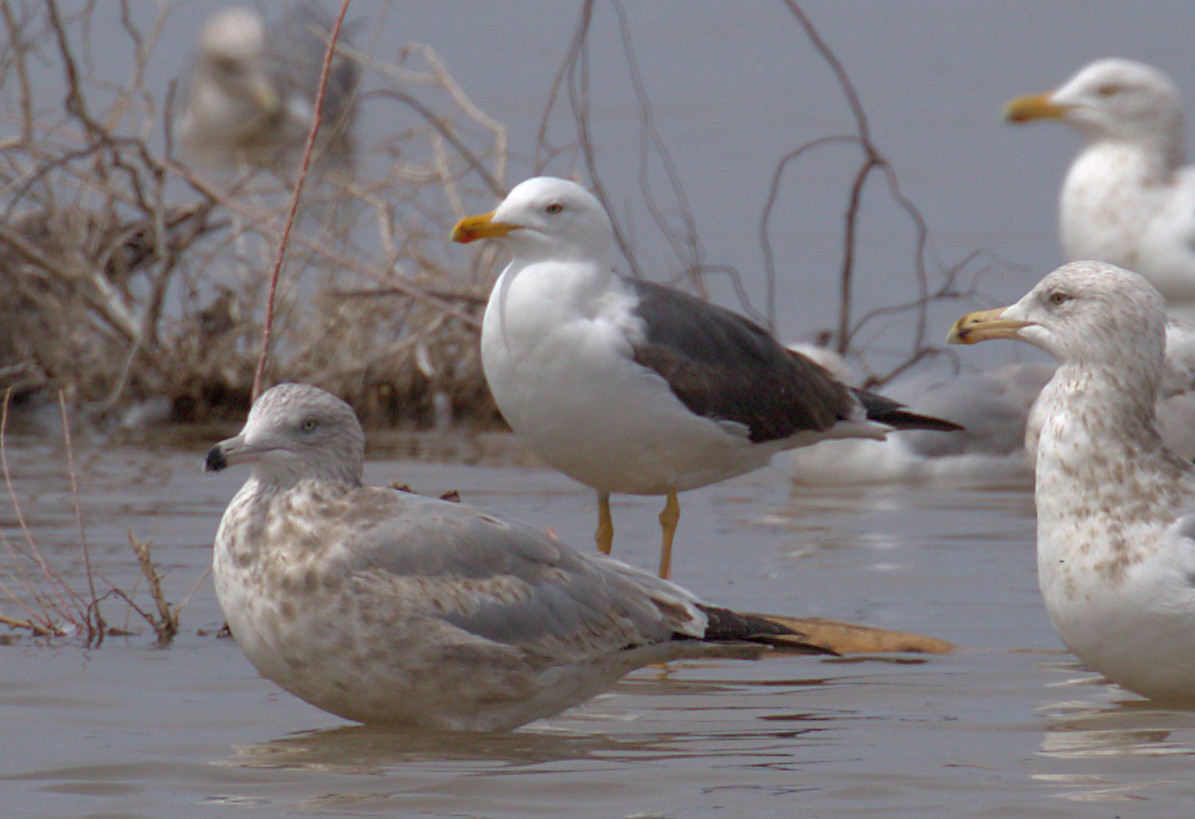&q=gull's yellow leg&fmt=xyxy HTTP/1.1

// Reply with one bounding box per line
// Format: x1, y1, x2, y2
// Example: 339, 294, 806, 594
596, 491, 614, 555
657, 487, 680, 579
